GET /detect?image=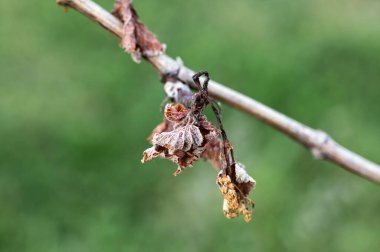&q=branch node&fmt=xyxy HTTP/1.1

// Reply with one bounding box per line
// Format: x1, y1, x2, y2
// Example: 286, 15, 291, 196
310, 130, 331, 160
